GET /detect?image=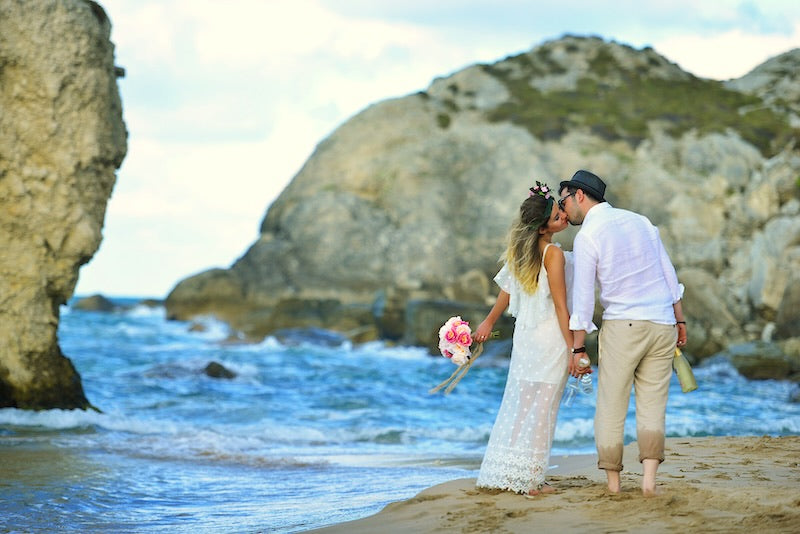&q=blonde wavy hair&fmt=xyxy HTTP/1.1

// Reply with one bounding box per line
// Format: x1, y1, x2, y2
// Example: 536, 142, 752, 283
502, 187, 554, 293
